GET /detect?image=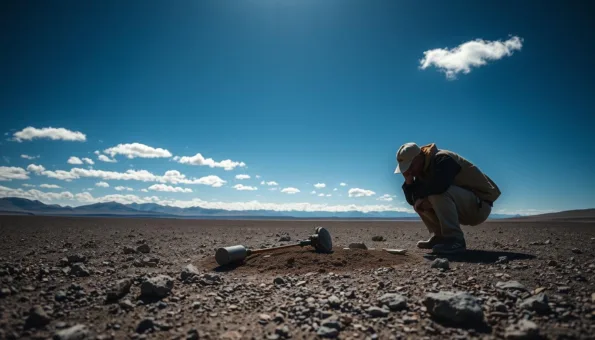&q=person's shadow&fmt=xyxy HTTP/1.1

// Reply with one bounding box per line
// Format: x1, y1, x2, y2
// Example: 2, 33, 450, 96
423, 249, 535, 263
